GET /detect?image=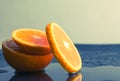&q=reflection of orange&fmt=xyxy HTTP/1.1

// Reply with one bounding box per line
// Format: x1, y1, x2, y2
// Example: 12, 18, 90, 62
2, 39, 53, 72
9, 71, 53, 81
67, 73, 82, 81
12, 29, 51, 55
46, 23, 82, 73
